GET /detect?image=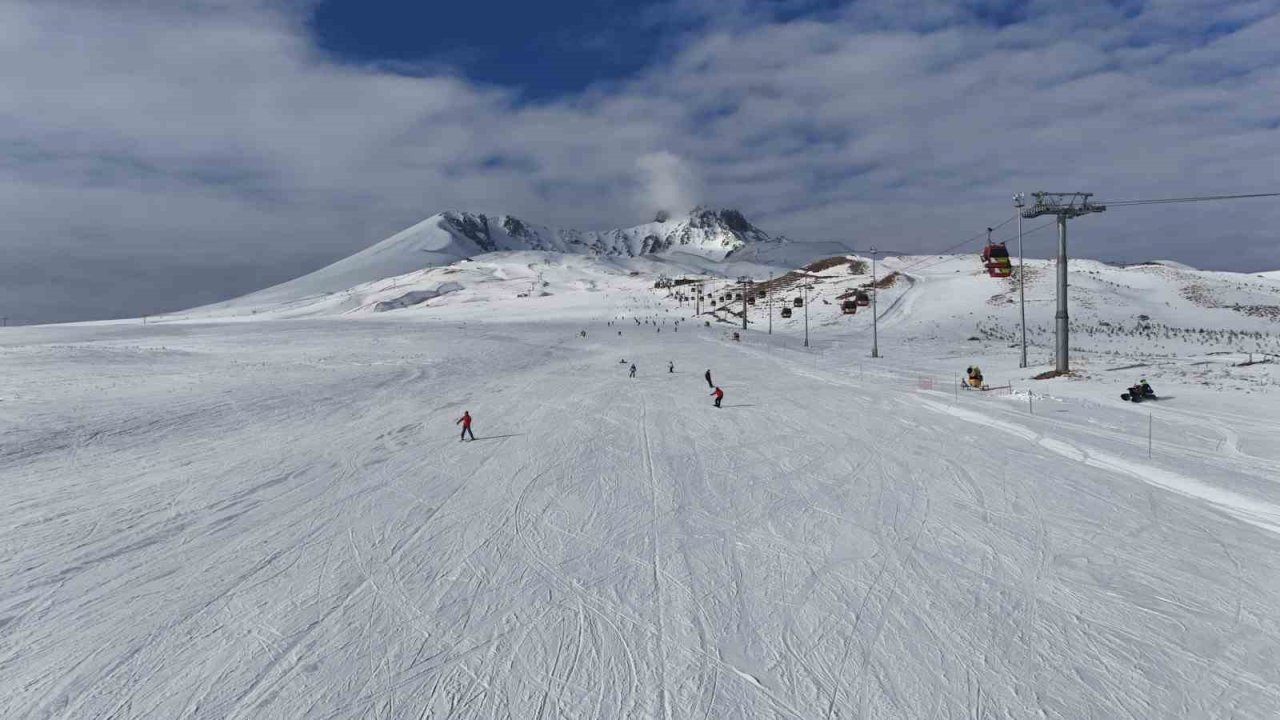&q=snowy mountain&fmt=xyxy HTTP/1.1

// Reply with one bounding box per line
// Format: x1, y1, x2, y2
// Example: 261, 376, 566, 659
224, 207, 784, 308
